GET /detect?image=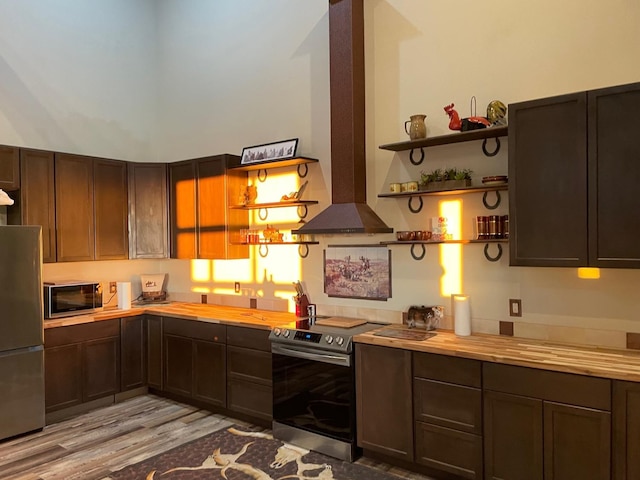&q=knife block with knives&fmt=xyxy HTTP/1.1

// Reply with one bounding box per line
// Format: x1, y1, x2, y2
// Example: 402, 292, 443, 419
293, 281, 310, 317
